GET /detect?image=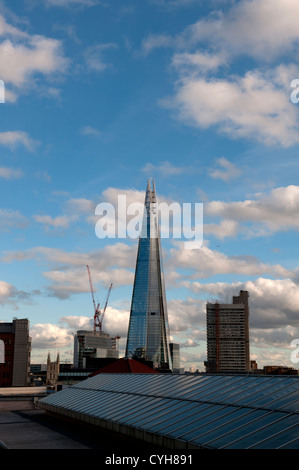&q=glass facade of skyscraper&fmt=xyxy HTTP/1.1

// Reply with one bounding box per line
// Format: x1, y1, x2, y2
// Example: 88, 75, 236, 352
125, 179, 172, 370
